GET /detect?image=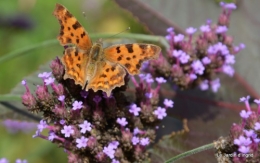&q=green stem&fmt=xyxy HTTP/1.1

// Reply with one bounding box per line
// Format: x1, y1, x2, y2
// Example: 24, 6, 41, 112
164, 143, 215, 163
0, 33, 168, 64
